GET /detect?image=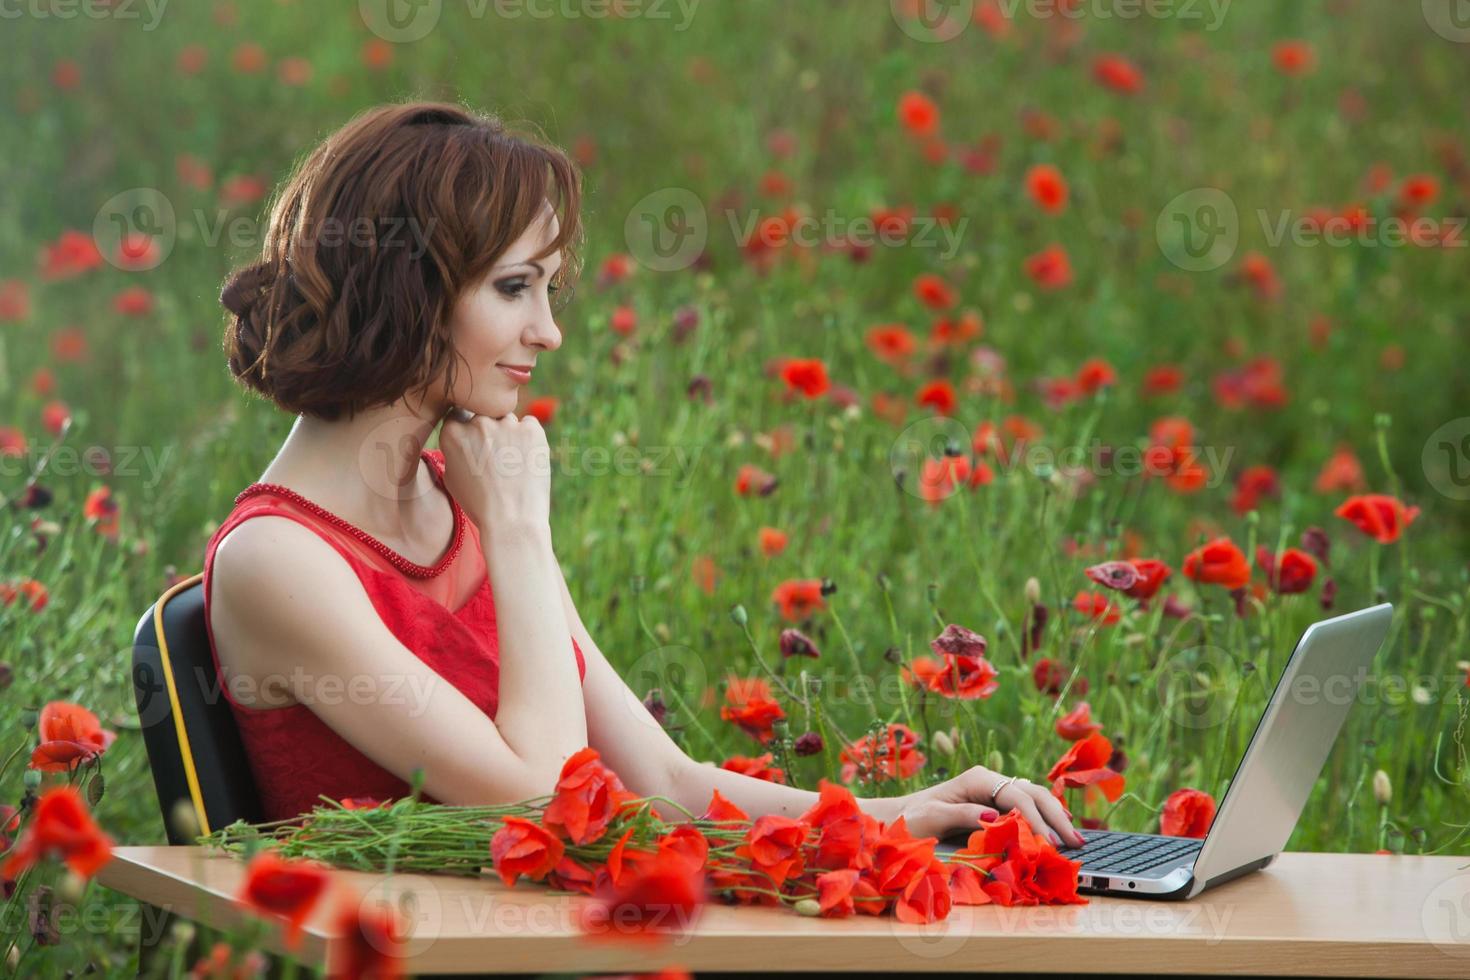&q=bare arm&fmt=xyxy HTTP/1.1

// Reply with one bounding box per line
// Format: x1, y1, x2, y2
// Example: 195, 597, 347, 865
481, 520, 587, 777
210, 517, 581, 804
